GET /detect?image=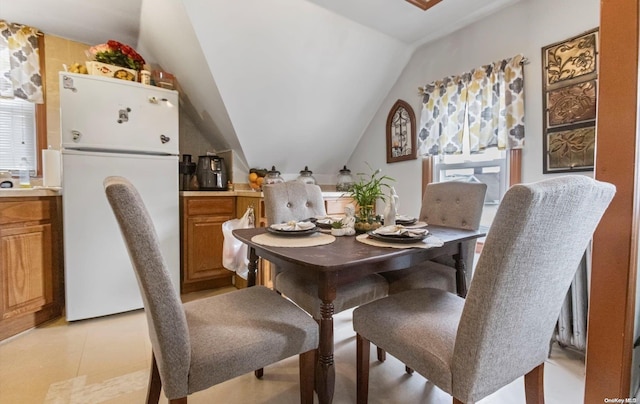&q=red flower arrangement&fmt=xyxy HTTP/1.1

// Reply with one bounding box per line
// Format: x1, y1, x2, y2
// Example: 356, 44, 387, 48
87, 40, 145, 71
